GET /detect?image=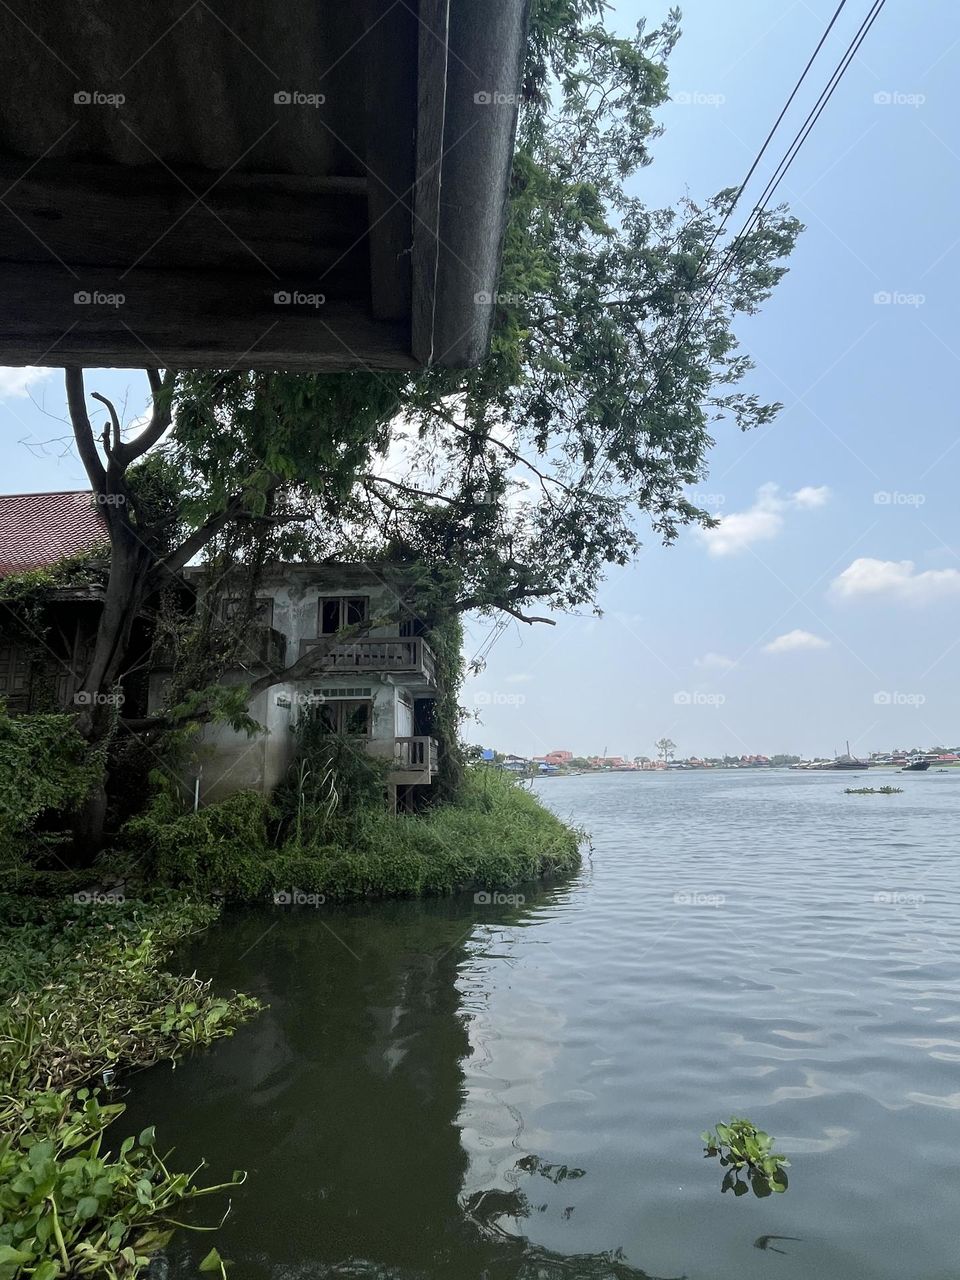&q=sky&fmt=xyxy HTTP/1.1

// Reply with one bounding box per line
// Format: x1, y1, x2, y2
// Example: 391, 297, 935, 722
1, 0, 958, 761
